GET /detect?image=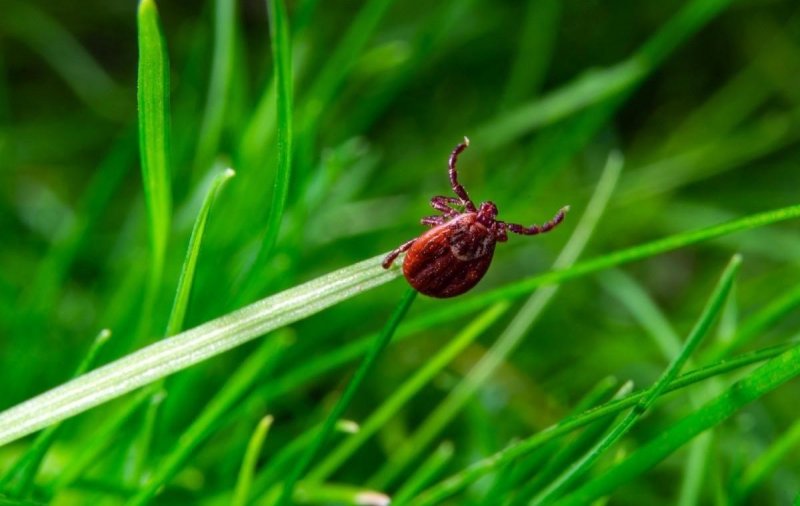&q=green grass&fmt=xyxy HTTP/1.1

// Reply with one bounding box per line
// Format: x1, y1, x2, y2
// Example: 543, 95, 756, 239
1, 0, 800, 505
